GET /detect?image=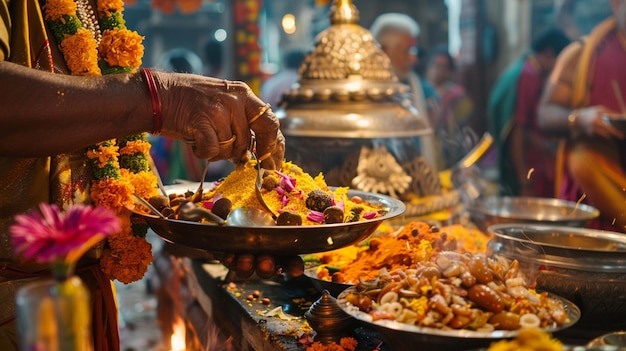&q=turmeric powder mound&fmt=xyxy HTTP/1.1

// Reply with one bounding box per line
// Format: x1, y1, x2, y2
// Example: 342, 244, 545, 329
202, 160, 381, 226
330, 222, 436, 283
312, 221, 491, 284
